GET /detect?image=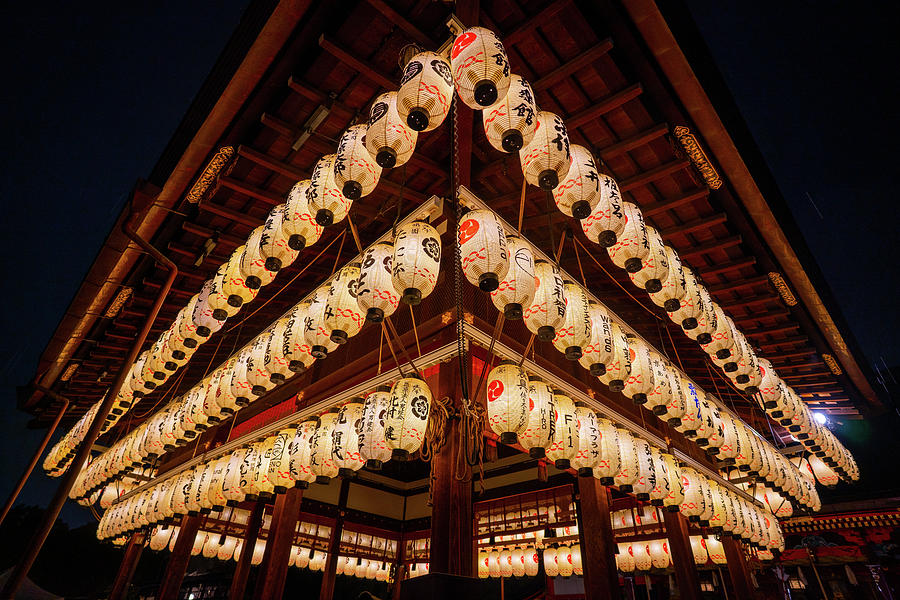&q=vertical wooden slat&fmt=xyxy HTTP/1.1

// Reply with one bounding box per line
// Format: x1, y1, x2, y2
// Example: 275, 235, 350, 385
662, 509, 703, 600
319, 478, 351, 600
578, 477, 623, 599
253, 487, 304, 600
722, 536, 755, 599
229, 502, 265, 600
109, 531, 146, 600
158, 514, 201, 600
